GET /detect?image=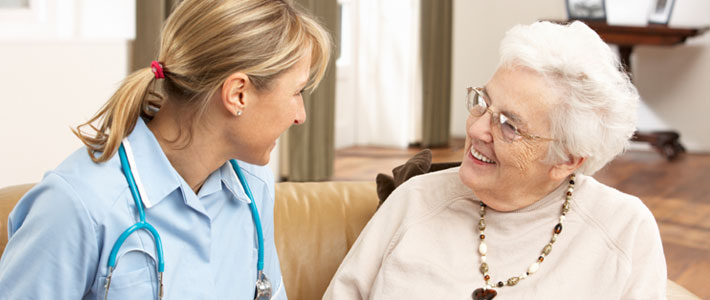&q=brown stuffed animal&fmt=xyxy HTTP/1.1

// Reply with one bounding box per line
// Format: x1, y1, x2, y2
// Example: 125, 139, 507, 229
375, 149, 460, 207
